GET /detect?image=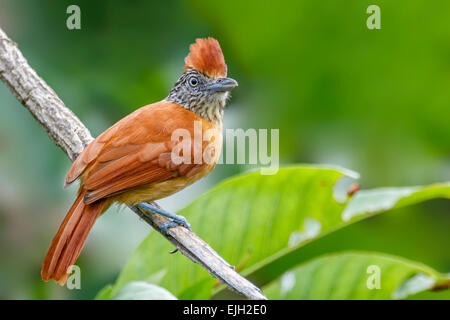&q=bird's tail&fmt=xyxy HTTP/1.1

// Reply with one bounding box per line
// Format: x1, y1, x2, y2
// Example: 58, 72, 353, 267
41, 189, 105, 285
